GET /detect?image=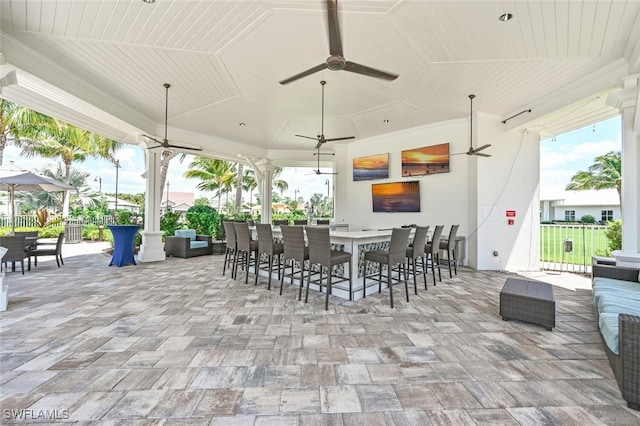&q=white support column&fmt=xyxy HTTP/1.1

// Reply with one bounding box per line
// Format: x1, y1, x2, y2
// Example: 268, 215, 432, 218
246, 158, 273, 224
138, 149, 166, 262
607, 74, 640, 267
